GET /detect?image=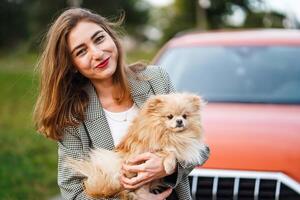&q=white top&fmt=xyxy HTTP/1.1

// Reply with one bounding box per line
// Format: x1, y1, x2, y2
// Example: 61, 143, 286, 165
103, 104, 139, 146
